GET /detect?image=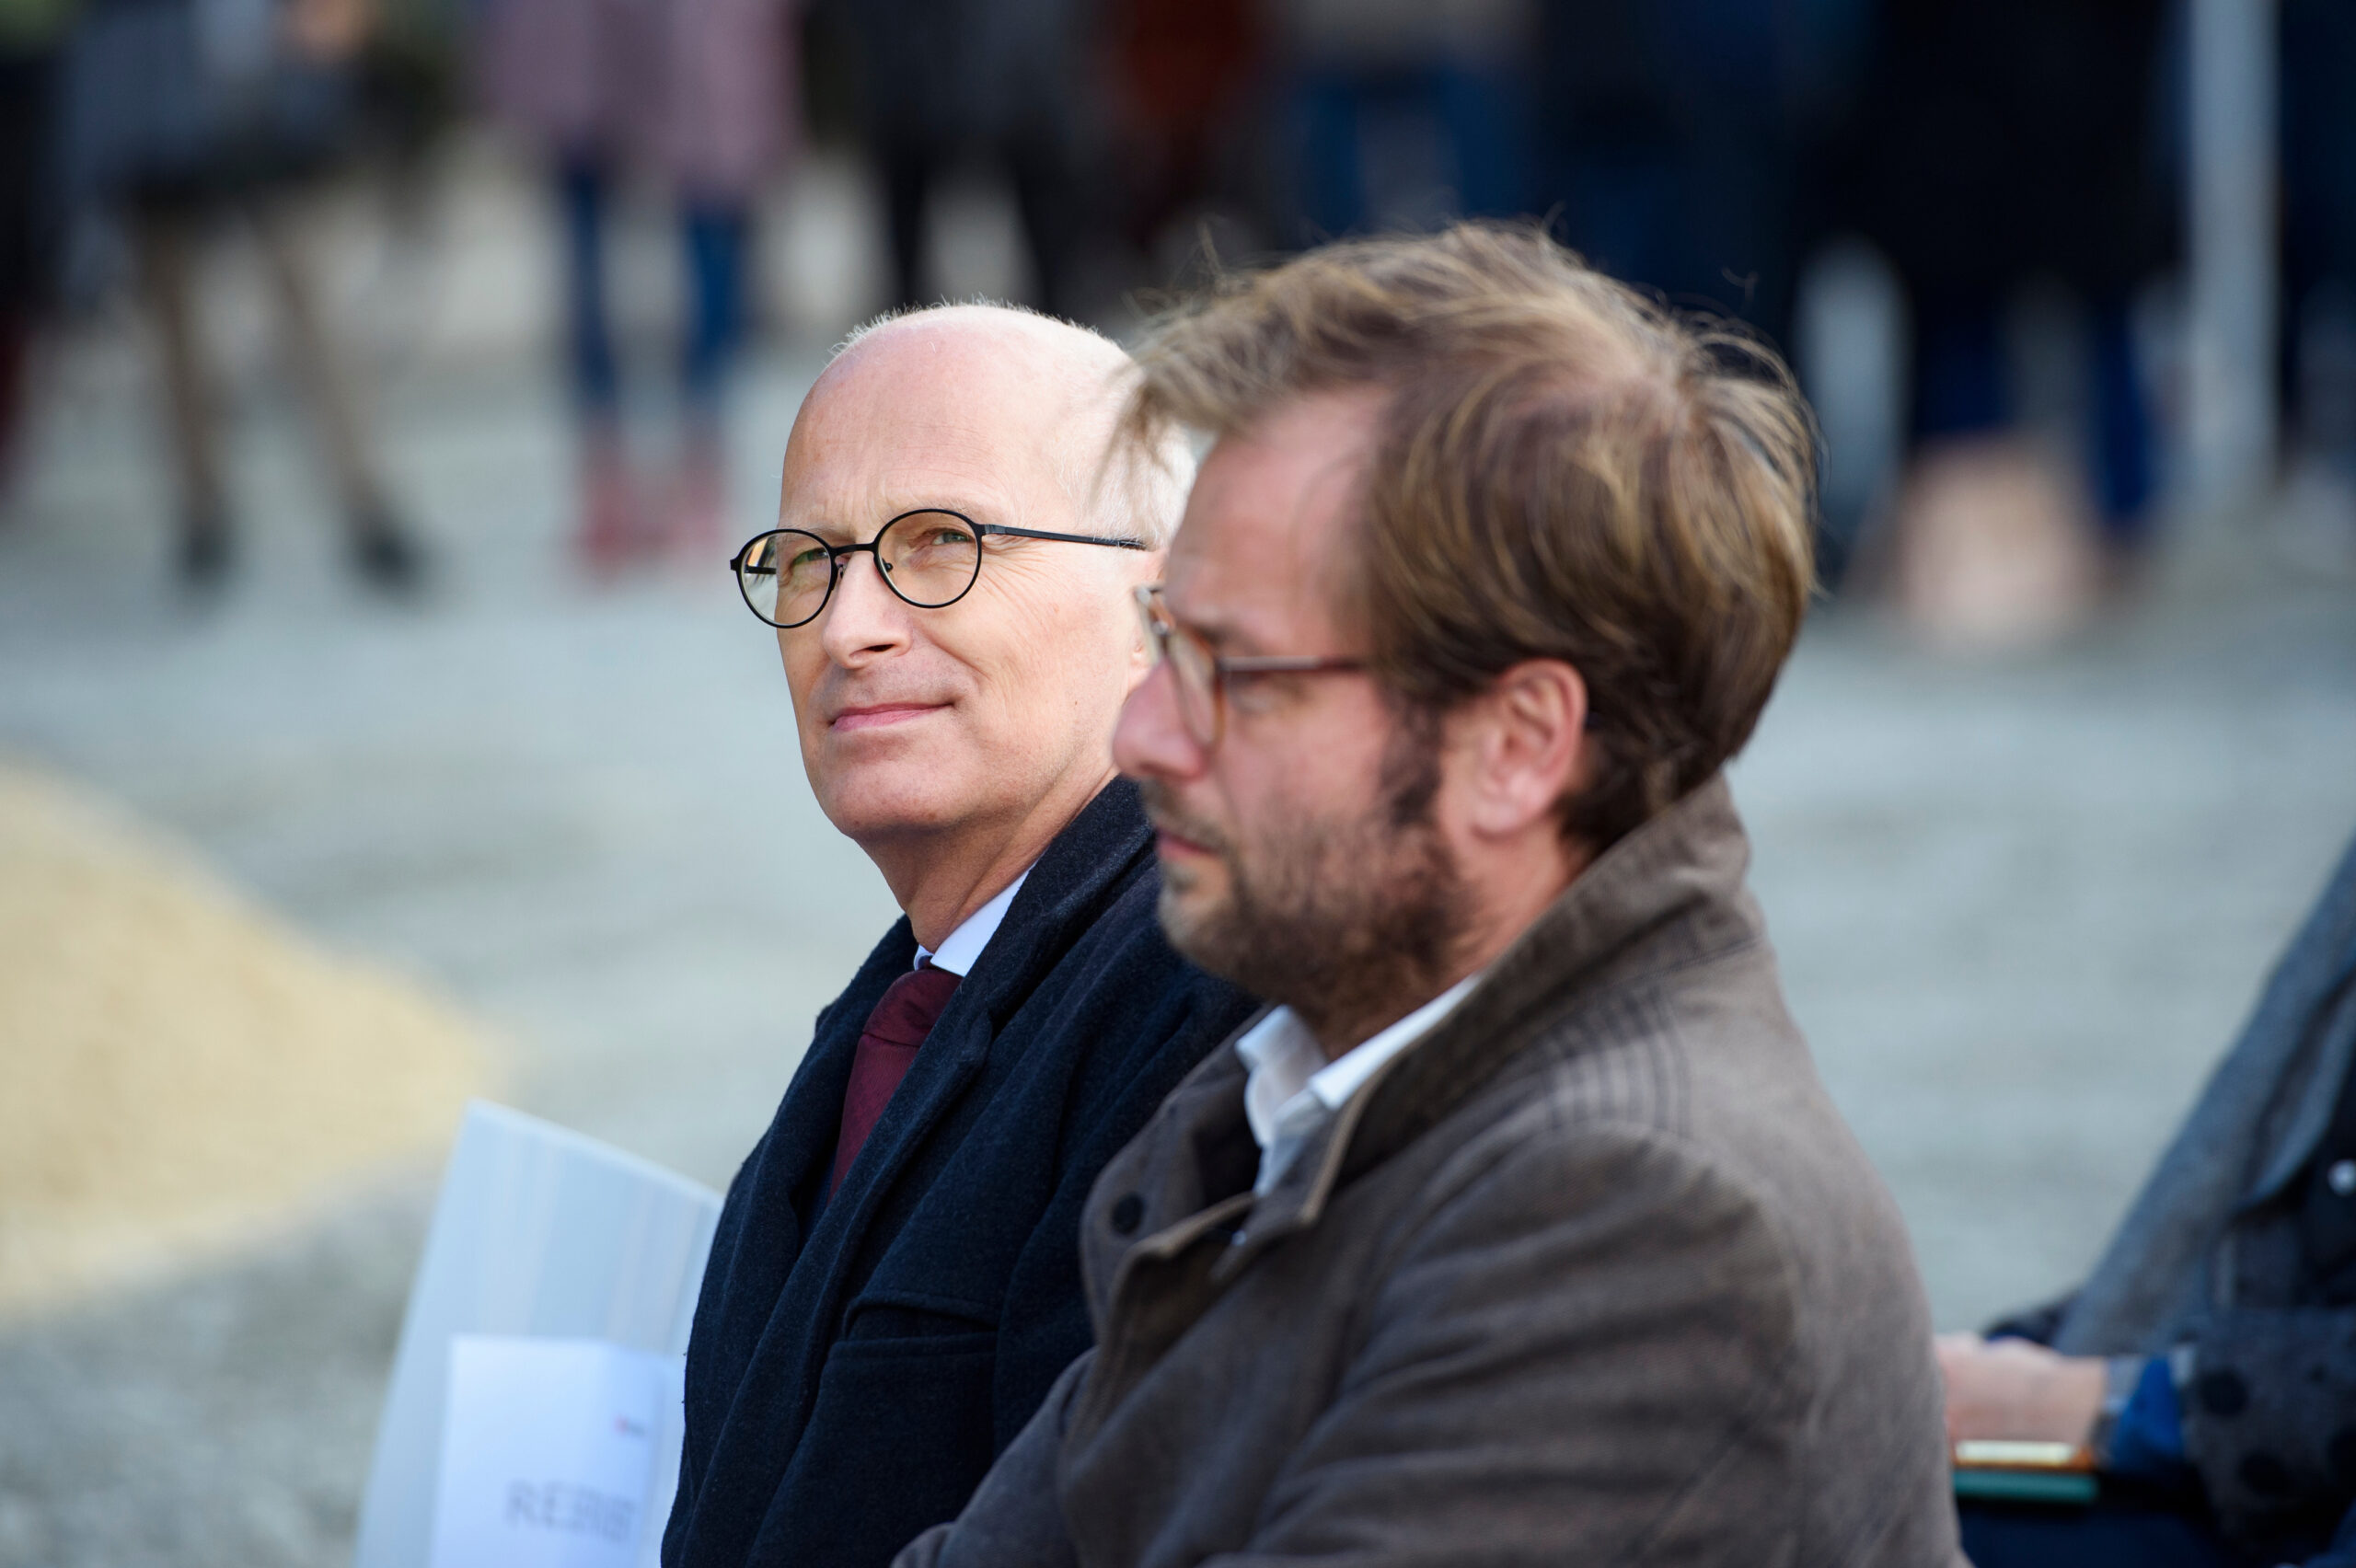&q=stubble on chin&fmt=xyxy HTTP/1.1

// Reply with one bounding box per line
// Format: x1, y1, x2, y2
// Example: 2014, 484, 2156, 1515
1148, 834, 1227, 967
1143, 776, 1470, 1048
